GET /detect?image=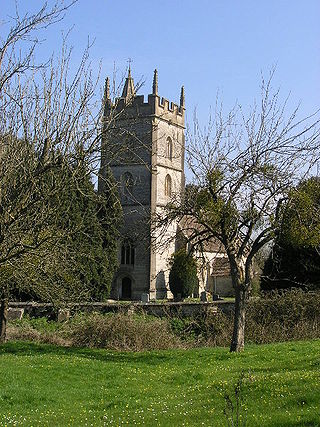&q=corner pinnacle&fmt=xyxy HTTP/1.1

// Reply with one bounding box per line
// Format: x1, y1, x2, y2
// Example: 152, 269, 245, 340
180, 85, 185, 108
152, 69, 158, 95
